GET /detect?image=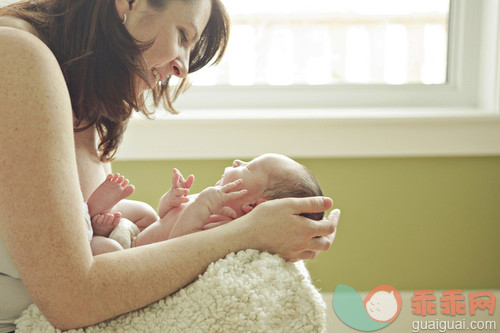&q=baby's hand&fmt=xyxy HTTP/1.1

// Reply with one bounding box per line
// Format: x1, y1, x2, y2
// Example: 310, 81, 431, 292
172, 168, 194, 189
158, 168, 195, 218
203, 215, 234, 230
196, 179, 247, 218
169, 168, 195, 203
